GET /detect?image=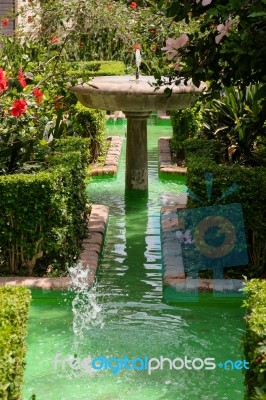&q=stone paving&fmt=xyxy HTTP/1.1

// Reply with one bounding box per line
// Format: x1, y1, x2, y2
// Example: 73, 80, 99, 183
161, 205, 244, 300
158, 137, 187, 174
89, 136, 123, 176
0, 205, 109, 290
